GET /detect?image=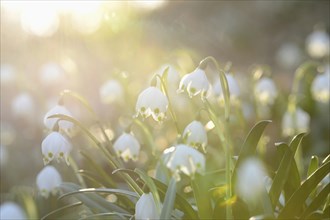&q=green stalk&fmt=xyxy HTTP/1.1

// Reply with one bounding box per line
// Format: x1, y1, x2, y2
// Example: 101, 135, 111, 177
49, 114, 143, 196
288, 62, 318, 175
68, 155, 87, 188
204, 100, 232, 219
